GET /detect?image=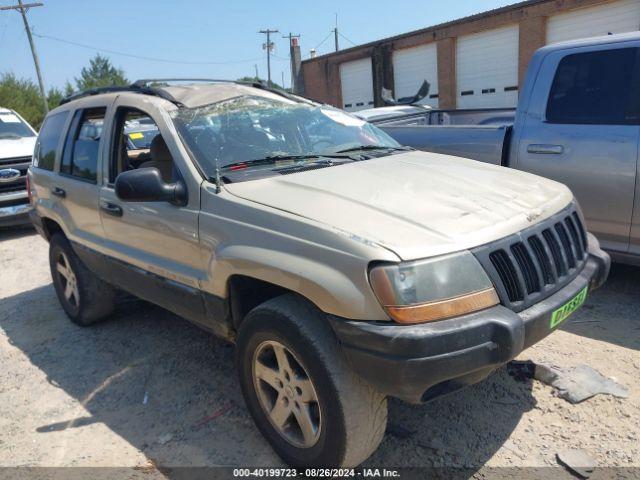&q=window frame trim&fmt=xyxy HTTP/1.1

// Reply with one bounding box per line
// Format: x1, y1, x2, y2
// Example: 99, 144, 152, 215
32, 110, 71, 172
106, 105, 183, 189
58, 106, 107, 184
